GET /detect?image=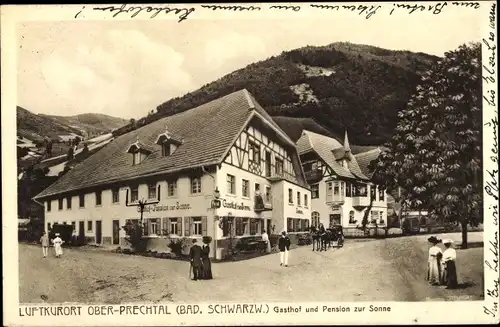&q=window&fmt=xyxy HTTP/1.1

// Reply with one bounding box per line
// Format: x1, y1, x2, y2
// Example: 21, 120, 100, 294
311, 184, 319, 199
87, 220, 93, 231
297, 191, 301, 206
167, 180, 177, 197
161, 143, 171, 157
222, 218, 230, 237
112, 188, 119, 203
255, 183, 260, 194
191, 177, 202, 194
150, 219, 159, 235
47, 222, 51, 231
327, 182, 333, 196
71, 221, 76, 231
265, 186, 271, 203
169, 218, 179, 235
345, 182, 352, 197
130, 186, 139, 202
371, 211, 379, 224
66, 197, 72, 209
340, 182, 345, 196
95, 191, 102, 206
329, 214, 341, 226
242, 179, 250, 197
349, 211, 356, 224
58, 198, 63, 210
132, 152, 141, 165
192, 217, 202, 235
242, 218, 249, 235
288, 188, 293, 204
79, 194, 85, 208
333, 182, 339, 195
311, 212, 320, 227
148, 184, 156, 199
355, 184, 367, 197
304, 194, 308, 207
227, 174, 236, 194
249, 141, 260, 162
275, 158, 284, 175
379, 188, 385, 201
370, 185, 377, 200
379, 211, 385, 224
250, 219, 258, 235
235, 218, 244, 236
47, 200, 51, 212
